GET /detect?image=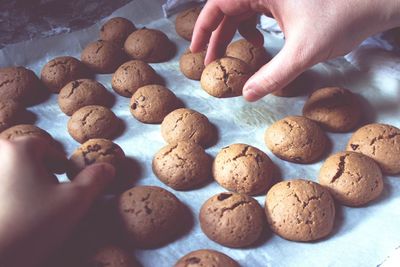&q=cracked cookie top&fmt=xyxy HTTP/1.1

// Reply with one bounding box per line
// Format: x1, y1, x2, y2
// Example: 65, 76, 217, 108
68, 138, 125, 179
112, 60, 159, 97
199, 192, 265, 248
200, 57, 252, 98
175, 6, 202, 41
0, 100, 24, 132
303, 87, 361, 132
264, 115, 327, 164
179, 48, 206, 80
0, 66, 41, 104
265, 179, 335, 242
41, 56, 88, 93
174, 249, 239, 267
161, 108, 215, 147
213, 143, 275, 195
130, 84, 179, 124
152, 141, 211, 190
67, 105, 119, 143
319, 151, 383, 206
118, 185, 184, 248
81, 40, 126, 74
124, 28, 174, 63
346, 123, 400, 174
58, 79, 110, 116
226, 39, 270, 72
100, 17, 136, 47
